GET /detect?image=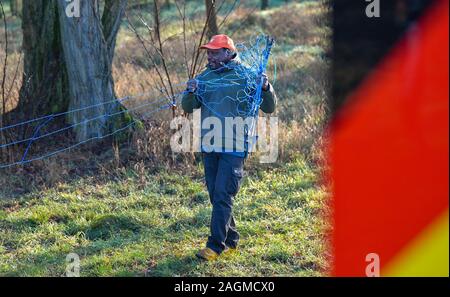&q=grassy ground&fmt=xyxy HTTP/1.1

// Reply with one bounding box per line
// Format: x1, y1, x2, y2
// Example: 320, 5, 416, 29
0, 155, 330, 276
